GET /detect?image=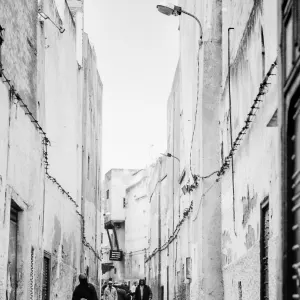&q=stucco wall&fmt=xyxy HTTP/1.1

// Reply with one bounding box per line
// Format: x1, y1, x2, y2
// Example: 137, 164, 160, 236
43, 0, 78, 200
43, 178, 82, 299
0, 0, 37, 116
0, 1, 44, 299
219, 1, 279, 300
0, 0, 103, 298
0, 81, 44, 300
81, 33, 103, 286
125, 169, 151, 280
